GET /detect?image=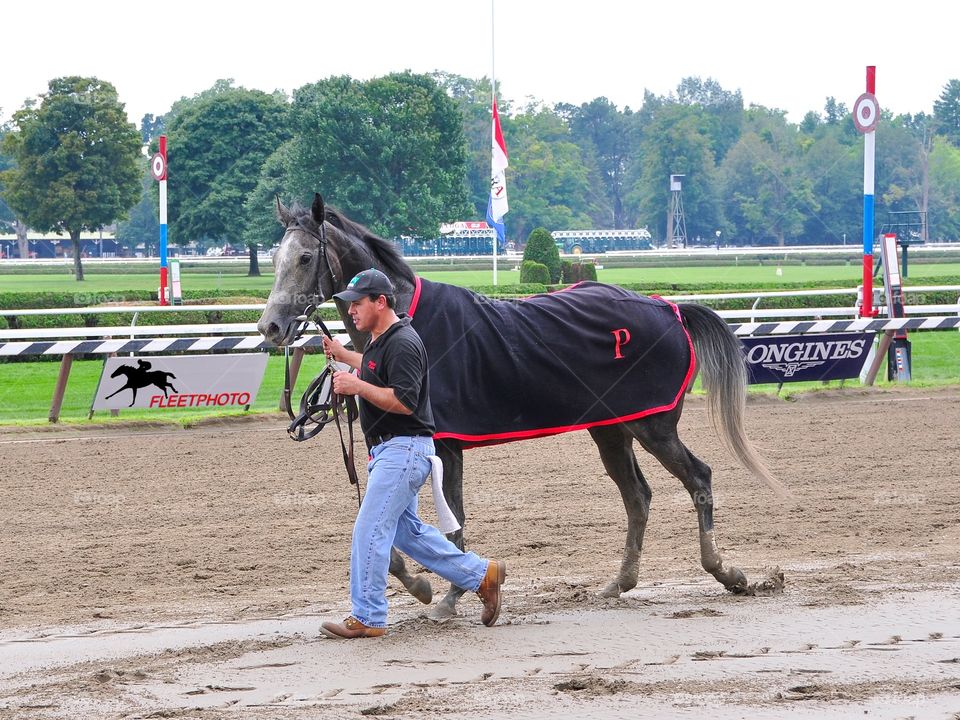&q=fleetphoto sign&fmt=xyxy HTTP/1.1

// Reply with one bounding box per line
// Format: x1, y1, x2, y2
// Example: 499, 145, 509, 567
93, 354, 268, 410
741, 333, 874, 385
